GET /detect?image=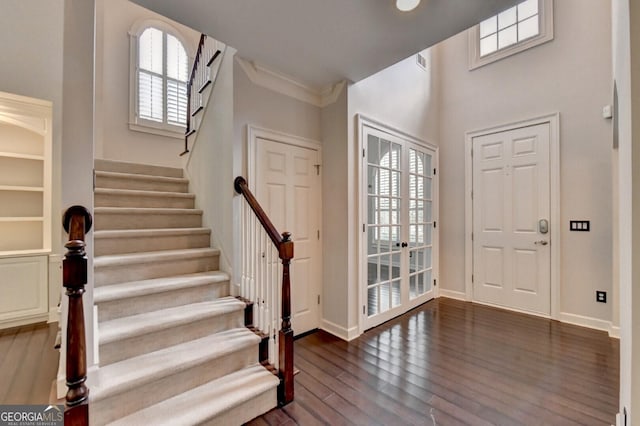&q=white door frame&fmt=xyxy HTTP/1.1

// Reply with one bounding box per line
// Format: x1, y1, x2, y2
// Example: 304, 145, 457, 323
247, 124, 323, 330
464, 113, 560, 319
247, 125, 323, 190
357, 114, 439, 334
